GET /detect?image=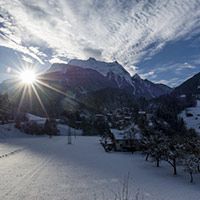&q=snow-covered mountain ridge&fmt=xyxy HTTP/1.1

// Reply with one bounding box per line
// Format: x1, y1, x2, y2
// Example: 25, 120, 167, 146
49, 57, 134, 89
50, 57, 128, 77
48, 58, 171, 98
